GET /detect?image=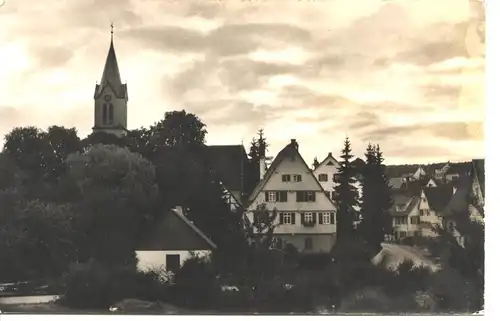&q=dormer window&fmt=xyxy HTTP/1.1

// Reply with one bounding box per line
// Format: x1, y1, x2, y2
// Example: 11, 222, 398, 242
318, 174, 328, 182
